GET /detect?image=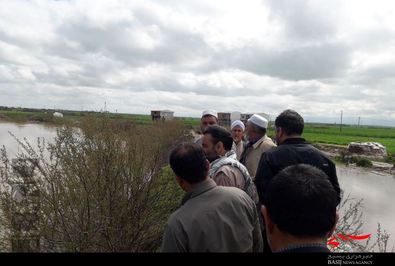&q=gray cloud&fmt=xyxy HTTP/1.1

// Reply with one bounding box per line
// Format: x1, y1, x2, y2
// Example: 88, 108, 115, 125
0, 0, 394, 124
229, 42, 352, 80
263, 0, 340, 41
